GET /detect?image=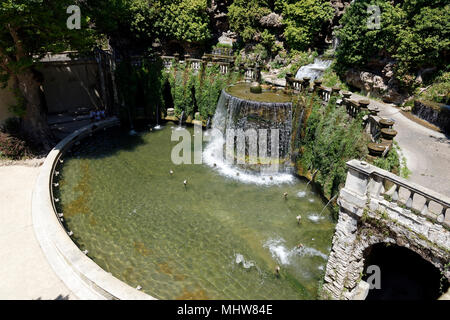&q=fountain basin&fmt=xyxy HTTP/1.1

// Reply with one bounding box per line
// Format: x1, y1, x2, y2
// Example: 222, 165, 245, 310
56, 125, 335, 299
